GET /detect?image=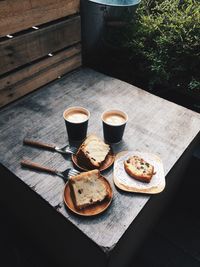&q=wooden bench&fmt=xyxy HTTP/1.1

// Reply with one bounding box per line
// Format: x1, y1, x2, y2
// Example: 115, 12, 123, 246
0, 68, 200, 267
0, 0, 81, 107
